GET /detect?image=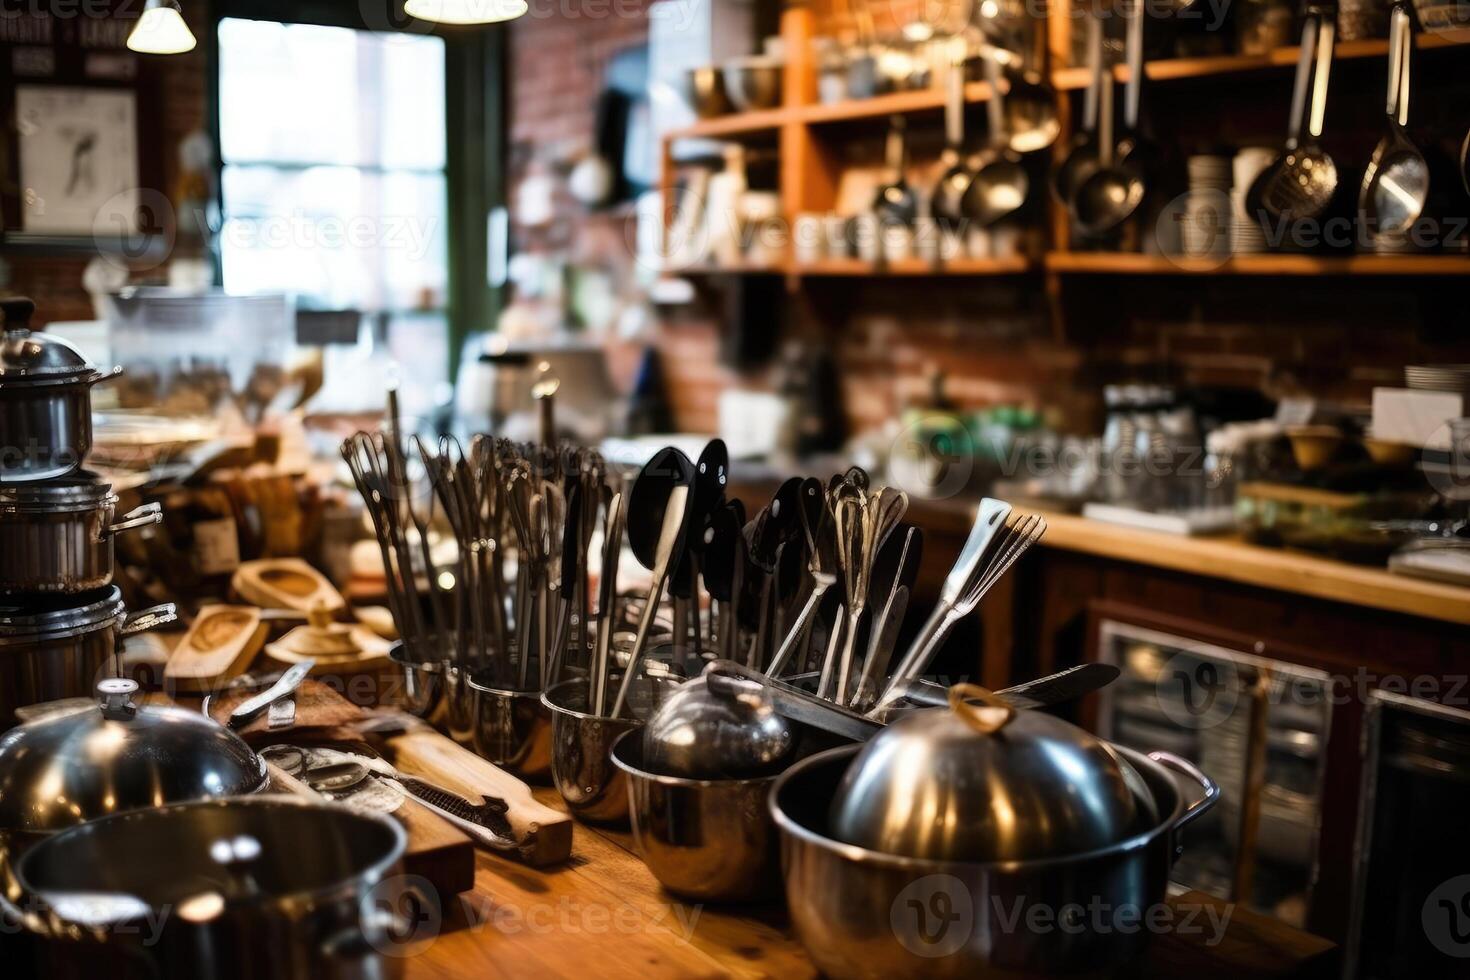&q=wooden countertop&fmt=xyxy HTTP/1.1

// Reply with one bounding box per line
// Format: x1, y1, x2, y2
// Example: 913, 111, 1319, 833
405, 788, 1337, 979
724, 474, 1470, 627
